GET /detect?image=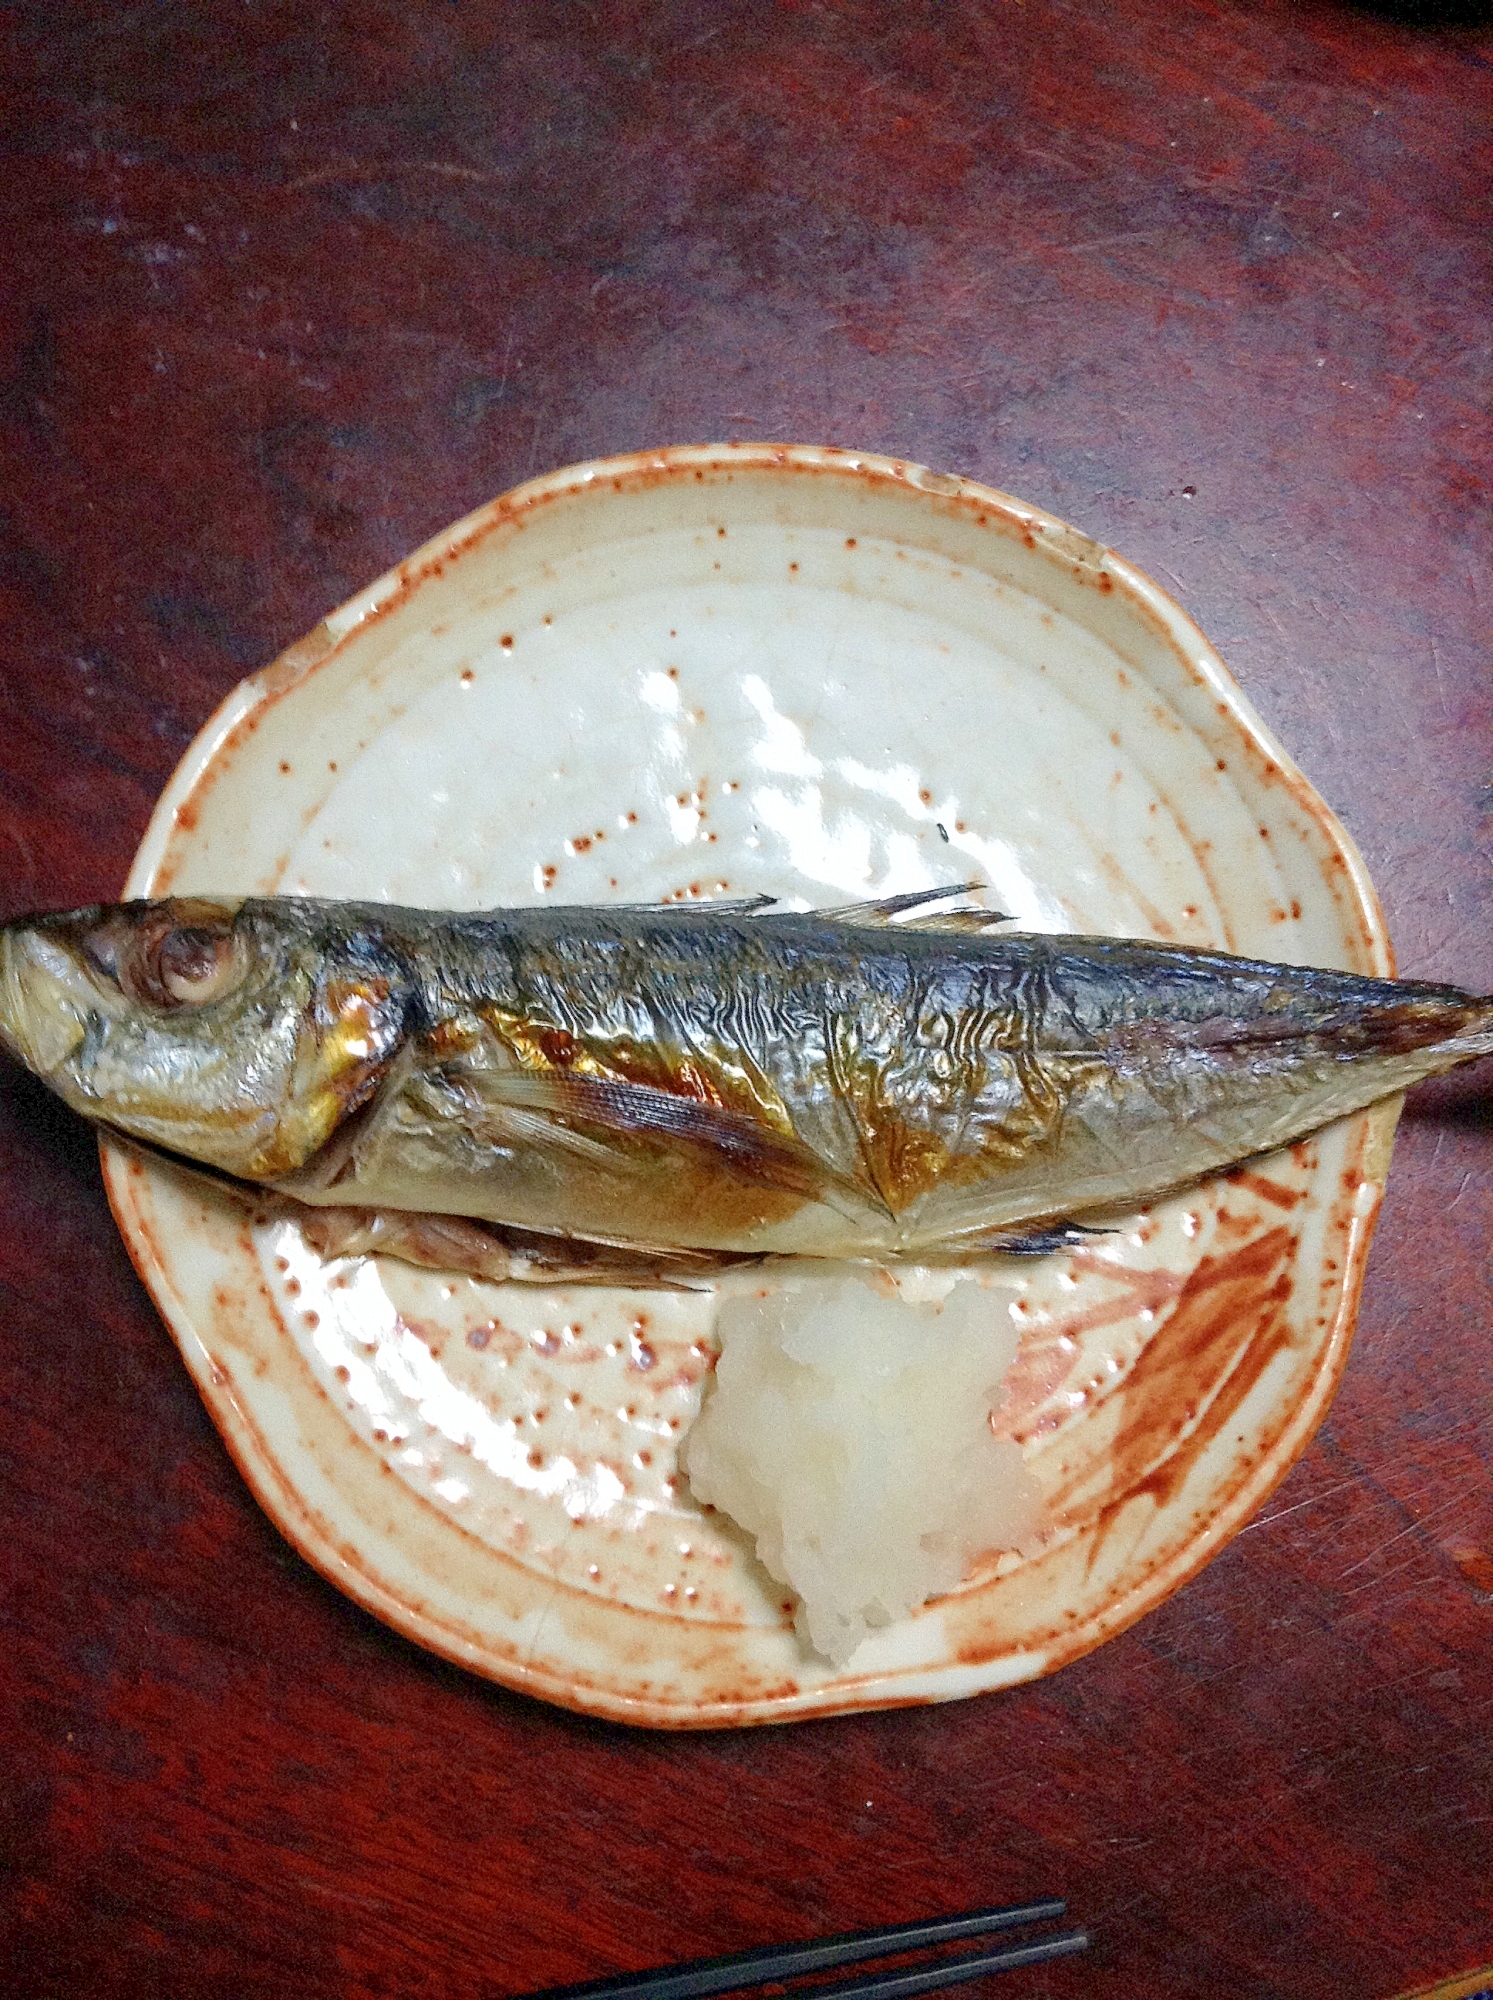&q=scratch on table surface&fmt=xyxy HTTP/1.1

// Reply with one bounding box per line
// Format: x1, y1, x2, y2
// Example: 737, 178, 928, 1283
1145, 558, 1196, 606
1380, 1799, 1493, 1838
1259, 599, 1292, 647
1448, 1169, 1478, 1212
1240, 1475, 1360, 1533
494, 319, 517, 409
1381, 1471, 1483, 1517
1334, 1583, 1446, 1634
1288, 1501, 1379, 1560
1337, 1492, 1470, 1584
688, 95, 743, 141
287, 157, 505, 193
1, 807, 36, 895
1061, 230, 1159, 255
1382, 1410, 1490, 1453
1337, 1518, 1428, 1581
295, 1875, 395, 1914
1429, 631, 1453, 725
1008, 137, 1092, 180
1413, 918, 1469, 968
521, 403, 548, 482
